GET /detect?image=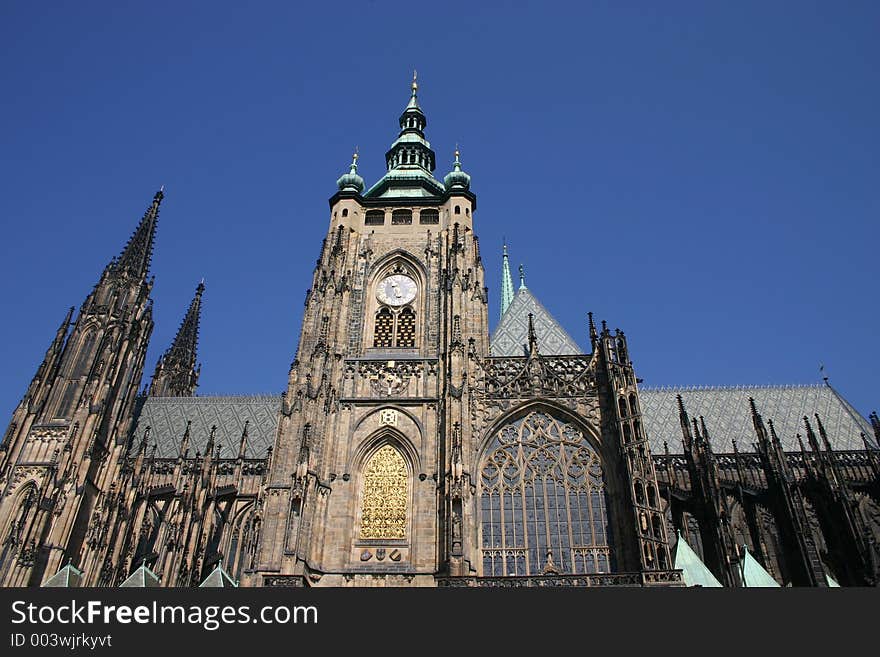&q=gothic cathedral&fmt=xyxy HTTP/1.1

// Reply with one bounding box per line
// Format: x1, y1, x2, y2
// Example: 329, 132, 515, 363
1, 79, 878, 588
